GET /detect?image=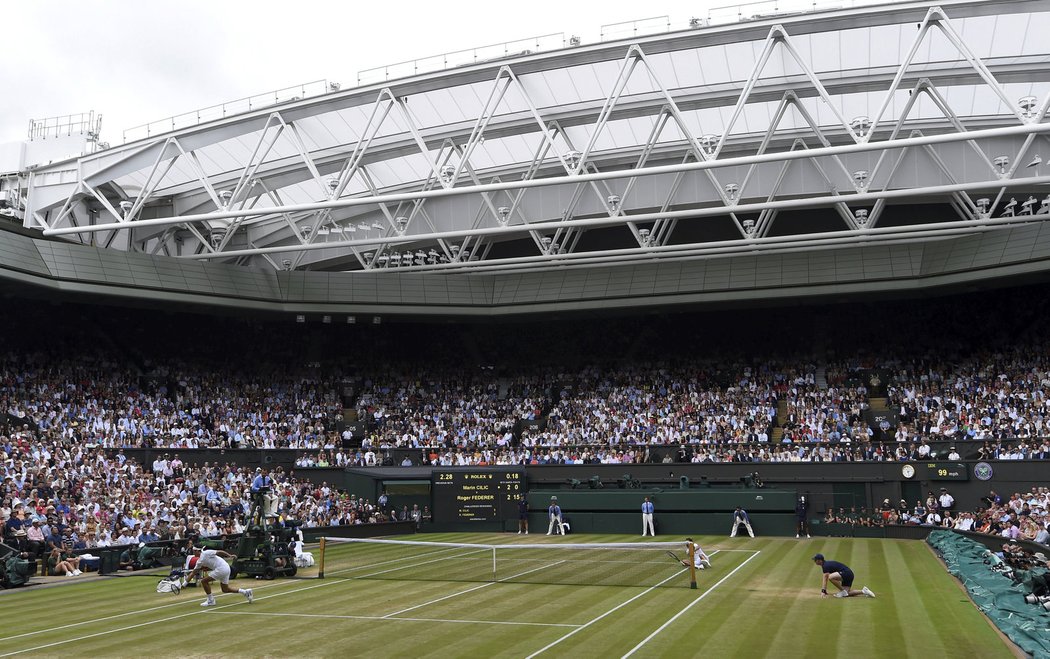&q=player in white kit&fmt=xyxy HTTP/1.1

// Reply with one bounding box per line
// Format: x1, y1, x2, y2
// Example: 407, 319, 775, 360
186, 547, 254, 607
